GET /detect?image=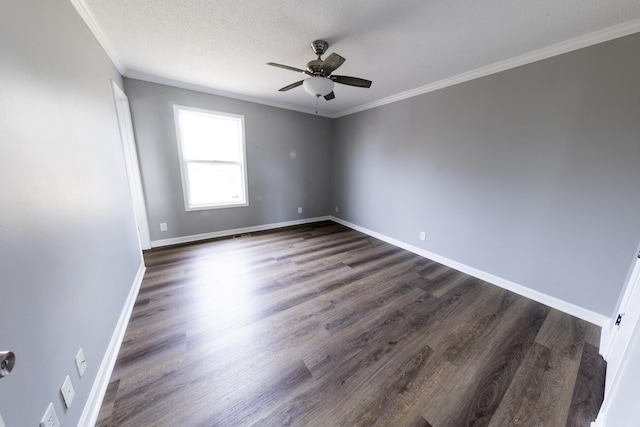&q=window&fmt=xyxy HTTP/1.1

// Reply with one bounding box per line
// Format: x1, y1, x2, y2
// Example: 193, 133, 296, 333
174, 105, 248, 211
